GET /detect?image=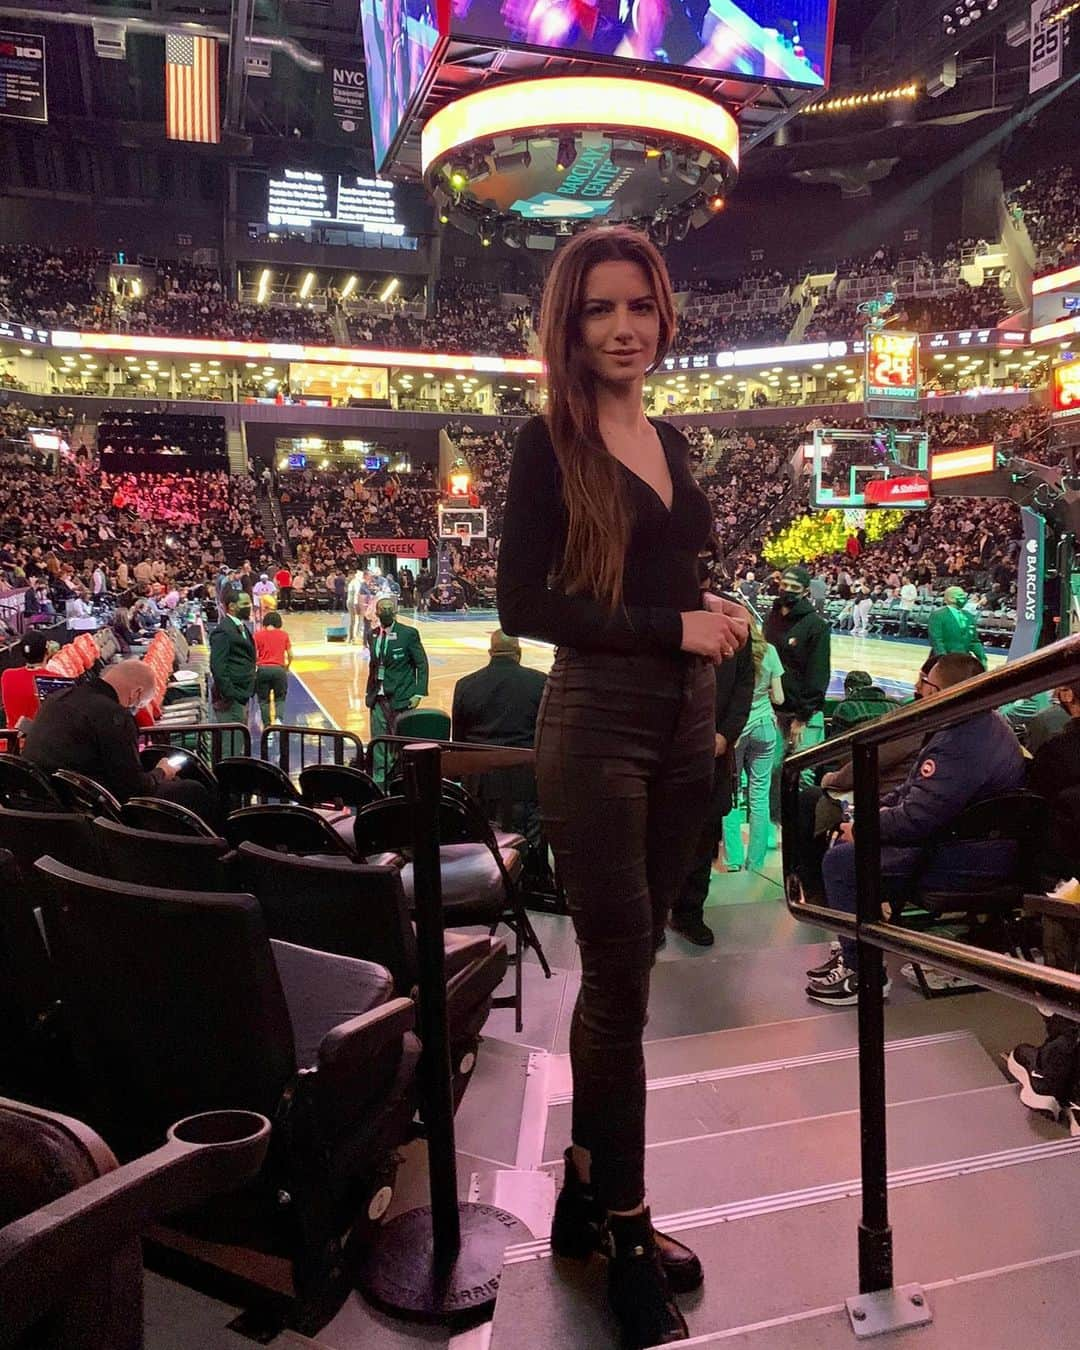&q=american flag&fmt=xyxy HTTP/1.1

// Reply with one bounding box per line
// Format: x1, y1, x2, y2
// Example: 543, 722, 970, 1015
165, 33, 219, 144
